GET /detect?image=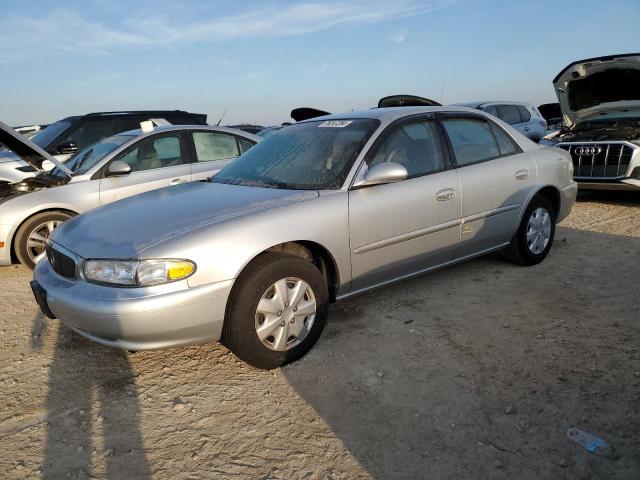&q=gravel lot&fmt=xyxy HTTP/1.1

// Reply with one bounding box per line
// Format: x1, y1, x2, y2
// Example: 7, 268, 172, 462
1, 192, 639, 480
